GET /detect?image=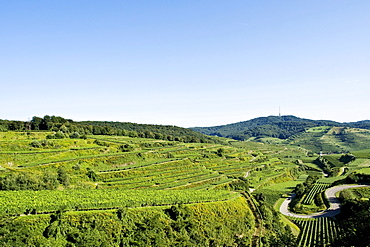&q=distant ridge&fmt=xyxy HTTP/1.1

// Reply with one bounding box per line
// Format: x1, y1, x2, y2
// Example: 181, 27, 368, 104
190, 115, 370, 141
